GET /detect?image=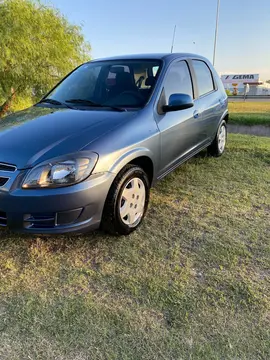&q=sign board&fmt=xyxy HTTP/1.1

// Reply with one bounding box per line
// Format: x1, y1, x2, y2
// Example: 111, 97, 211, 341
221, 74, 259, 84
